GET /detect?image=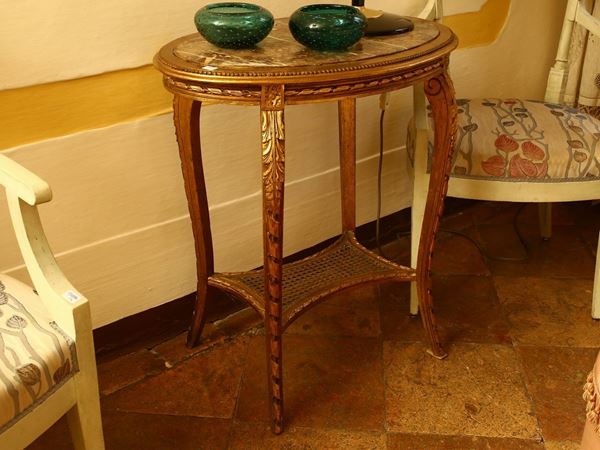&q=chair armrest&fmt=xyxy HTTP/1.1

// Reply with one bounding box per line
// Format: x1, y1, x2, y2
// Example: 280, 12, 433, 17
0, 154, 52, 205
6, 194, 87, 338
